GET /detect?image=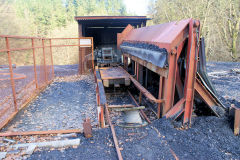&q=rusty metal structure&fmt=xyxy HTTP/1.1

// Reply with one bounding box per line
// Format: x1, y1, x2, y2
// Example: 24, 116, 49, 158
0, 16, 237, 160
119, 19, 226, 126
94, 18, 229, 159
0, 35, 93, 130
96, 19, 226, 129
